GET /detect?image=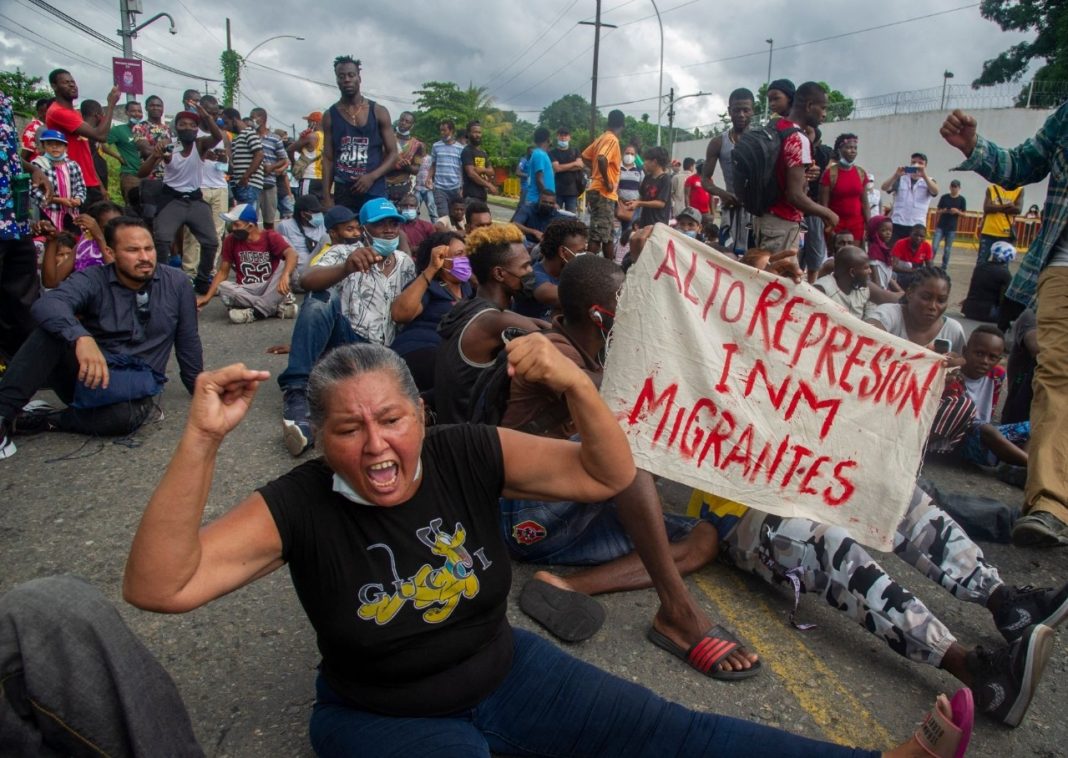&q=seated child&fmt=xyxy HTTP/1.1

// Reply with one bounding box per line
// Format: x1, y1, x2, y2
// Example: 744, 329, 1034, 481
39, 230, 77, 289
30, 130, 86, 232
946, 325, 1029, 473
